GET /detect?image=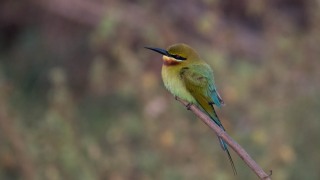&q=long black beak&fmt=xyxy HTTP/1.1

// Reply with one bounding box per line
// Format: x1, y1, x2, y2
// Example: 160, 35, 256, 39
144, 47, 170, 56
